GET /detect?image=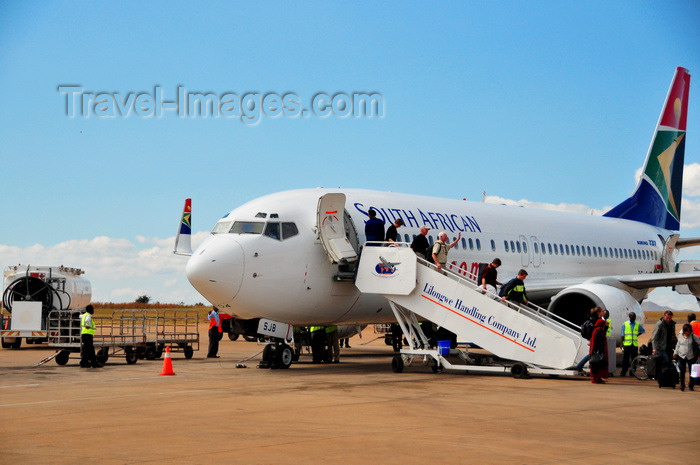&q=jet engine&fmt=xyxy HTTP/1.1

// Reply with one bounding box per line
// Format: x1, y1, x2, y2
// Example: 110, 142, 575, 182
548, 283, 643, 344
